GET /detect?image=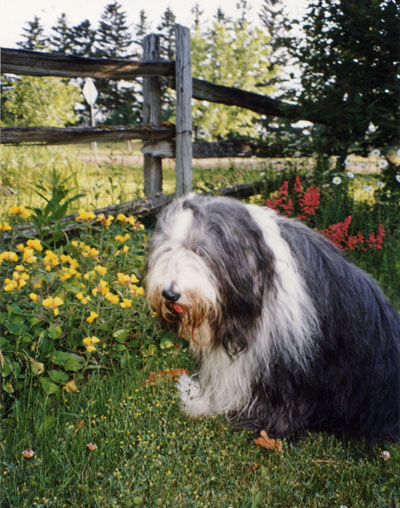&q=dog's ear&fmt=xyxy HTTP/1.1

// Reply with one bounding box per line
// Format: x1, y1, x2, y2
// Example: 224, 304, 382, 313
199, 200, 276, 355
